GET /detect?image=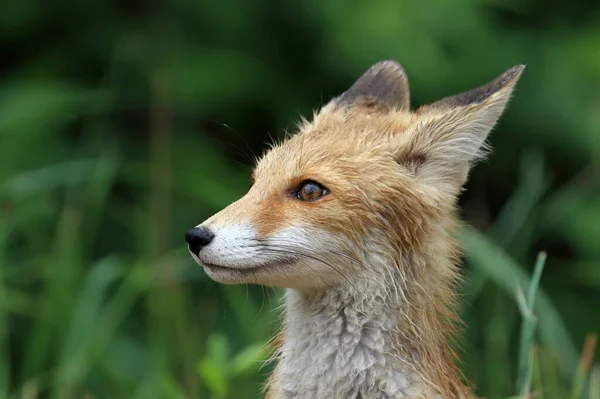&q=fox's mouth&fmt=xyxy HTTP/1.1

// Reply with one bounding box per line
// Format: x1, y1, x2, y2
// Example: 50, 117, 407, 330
202, 262, 266, 272
199, 257, 298, 276
199, 257, 298, 285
